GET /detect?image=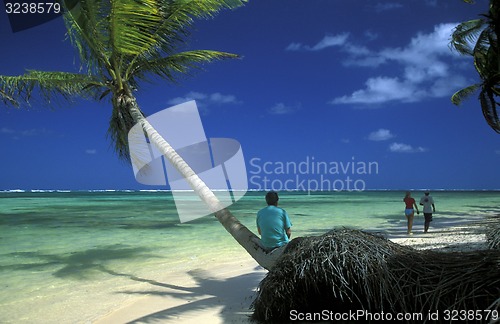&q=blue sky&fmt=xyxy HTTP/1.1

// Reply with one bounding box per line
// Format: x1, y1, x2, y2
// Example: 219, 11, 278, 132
1, 0, 499, 191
